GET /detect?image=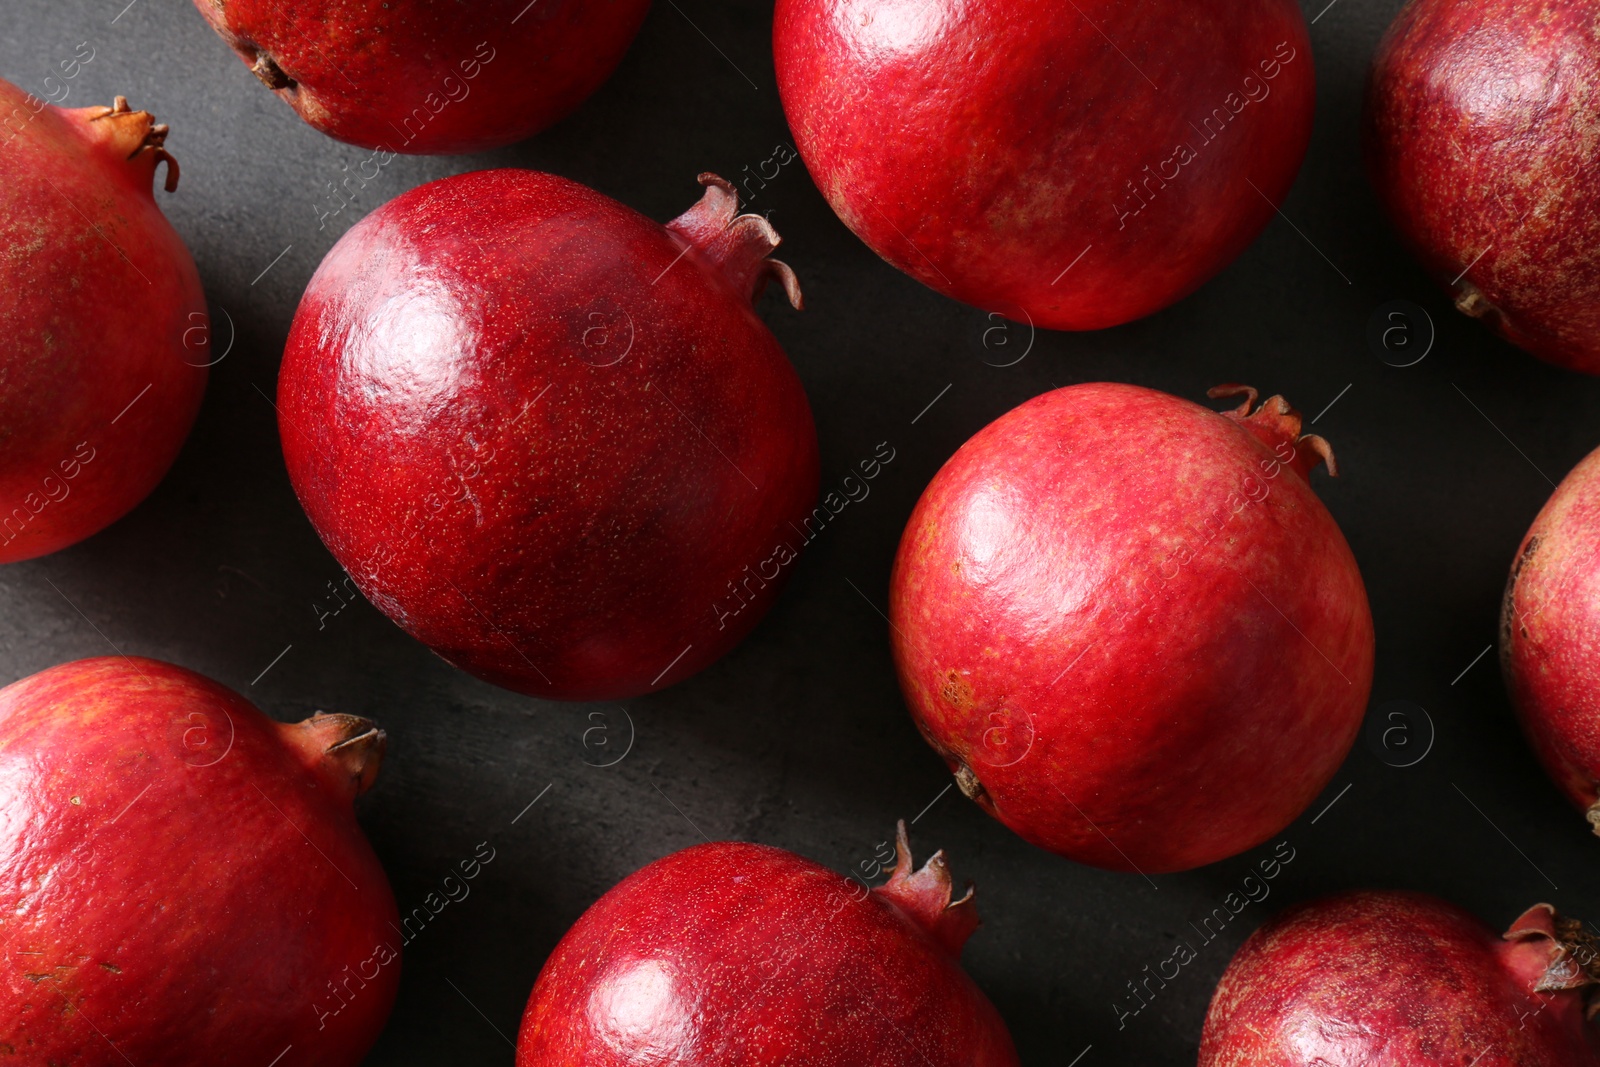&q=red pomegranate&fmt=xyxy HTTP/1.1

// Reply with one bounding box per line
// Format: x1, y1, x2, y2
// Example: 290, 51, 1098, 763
517, 822, 1019, 1065
888, 383, 1374, 873
1366, 0, 1600, 373
1501, 444, 1600, 833
0, 657, 399, 1066
772, 0, 1315, 330
0, 85, 207, 563
1200, 891, 1600, 1065
278, 170, 818, 700
190, 0, 652, 154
